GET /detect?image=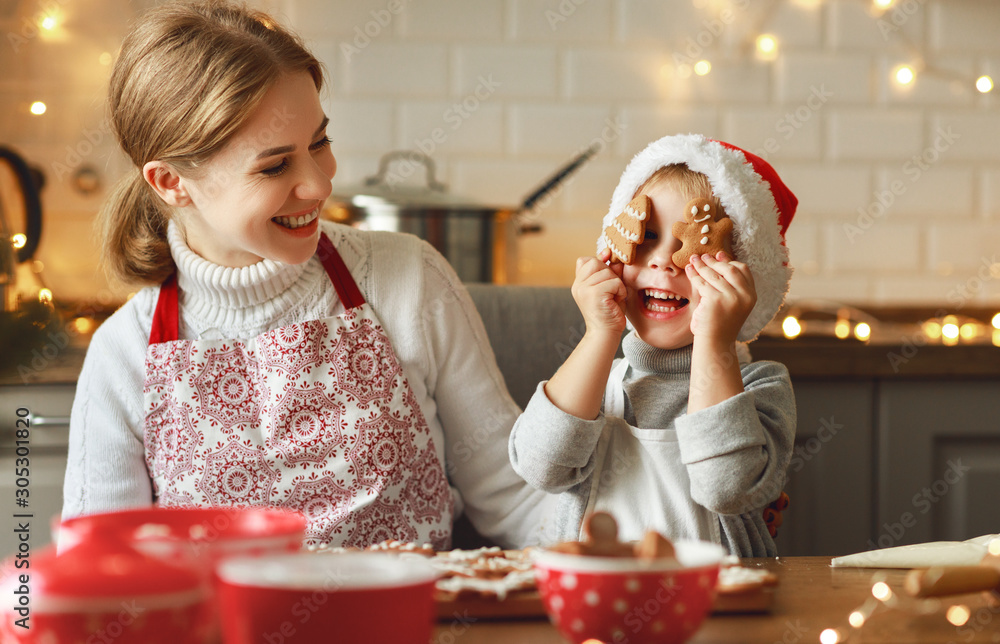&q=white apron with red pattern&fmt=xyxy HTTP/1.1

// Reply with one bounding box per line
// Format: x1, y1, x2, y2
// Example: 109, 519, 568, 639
142, 233, 453, 549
